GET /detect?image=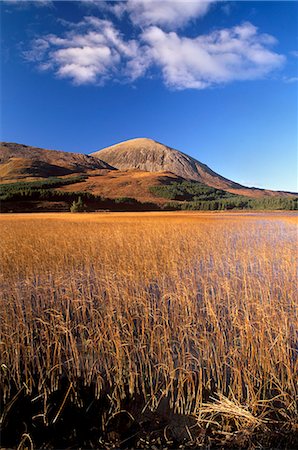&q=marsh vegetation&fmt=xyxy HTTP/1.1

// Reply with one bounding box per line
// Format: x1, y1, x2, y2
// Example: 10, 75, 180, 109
0, 212, 297, 448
